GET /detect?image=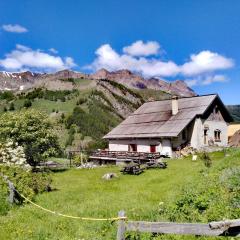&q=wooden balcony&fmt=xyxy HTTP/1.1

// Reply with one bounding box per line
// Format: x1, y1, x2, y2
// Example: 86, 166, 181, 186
89, 150, 169, 163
